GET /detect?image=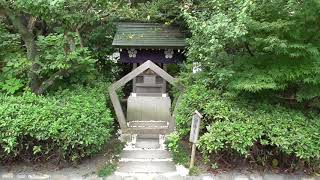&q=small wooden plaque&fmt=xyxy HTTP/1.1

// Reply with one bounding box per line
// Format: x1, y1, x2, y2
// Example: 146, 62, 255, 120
189, 110, 203, 143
